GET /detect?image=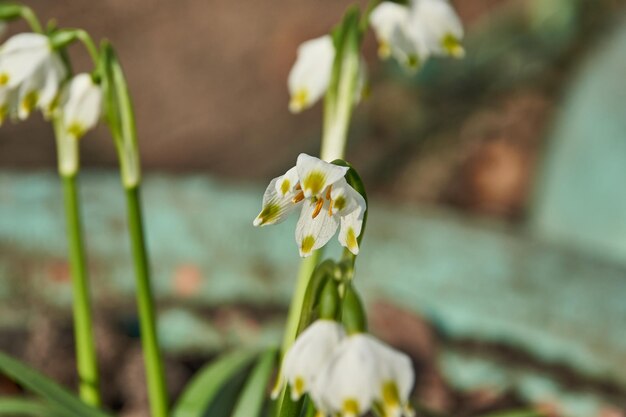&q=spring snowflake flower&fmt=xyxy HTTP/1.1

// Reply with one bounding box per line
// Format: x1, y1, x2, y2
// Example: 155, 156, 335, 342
311, 333, 415, 417
0, 33, 66, 123
288, 35, 367, 113
272, 320, 345, 401
254, 153, 366, 257
58, 73, 102, 139
370, 0, 464, 70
